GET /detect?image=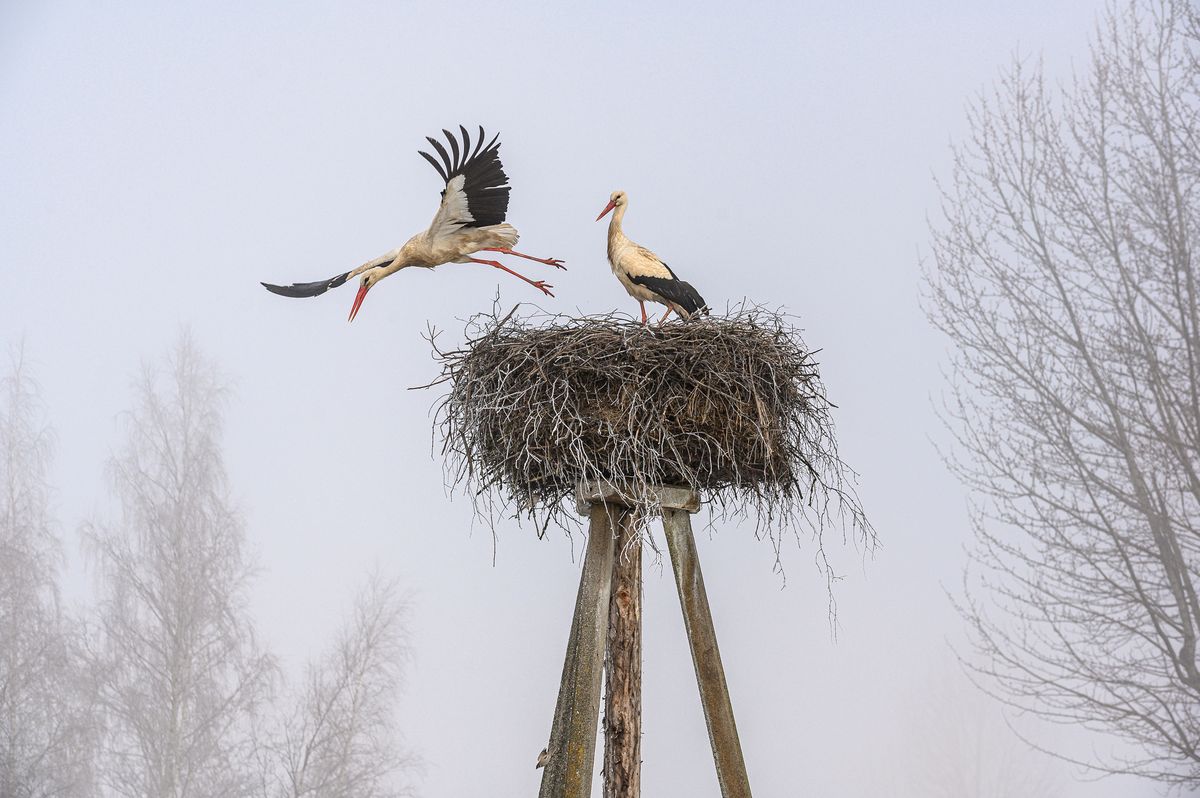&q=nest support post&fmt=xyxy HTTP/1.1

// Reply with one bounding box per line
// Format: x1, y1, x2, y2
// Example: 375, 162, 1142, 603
663, 506, 753, 798
539, 501, 618, 798
603, 501, 641, 798
539, 480, 752, 798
